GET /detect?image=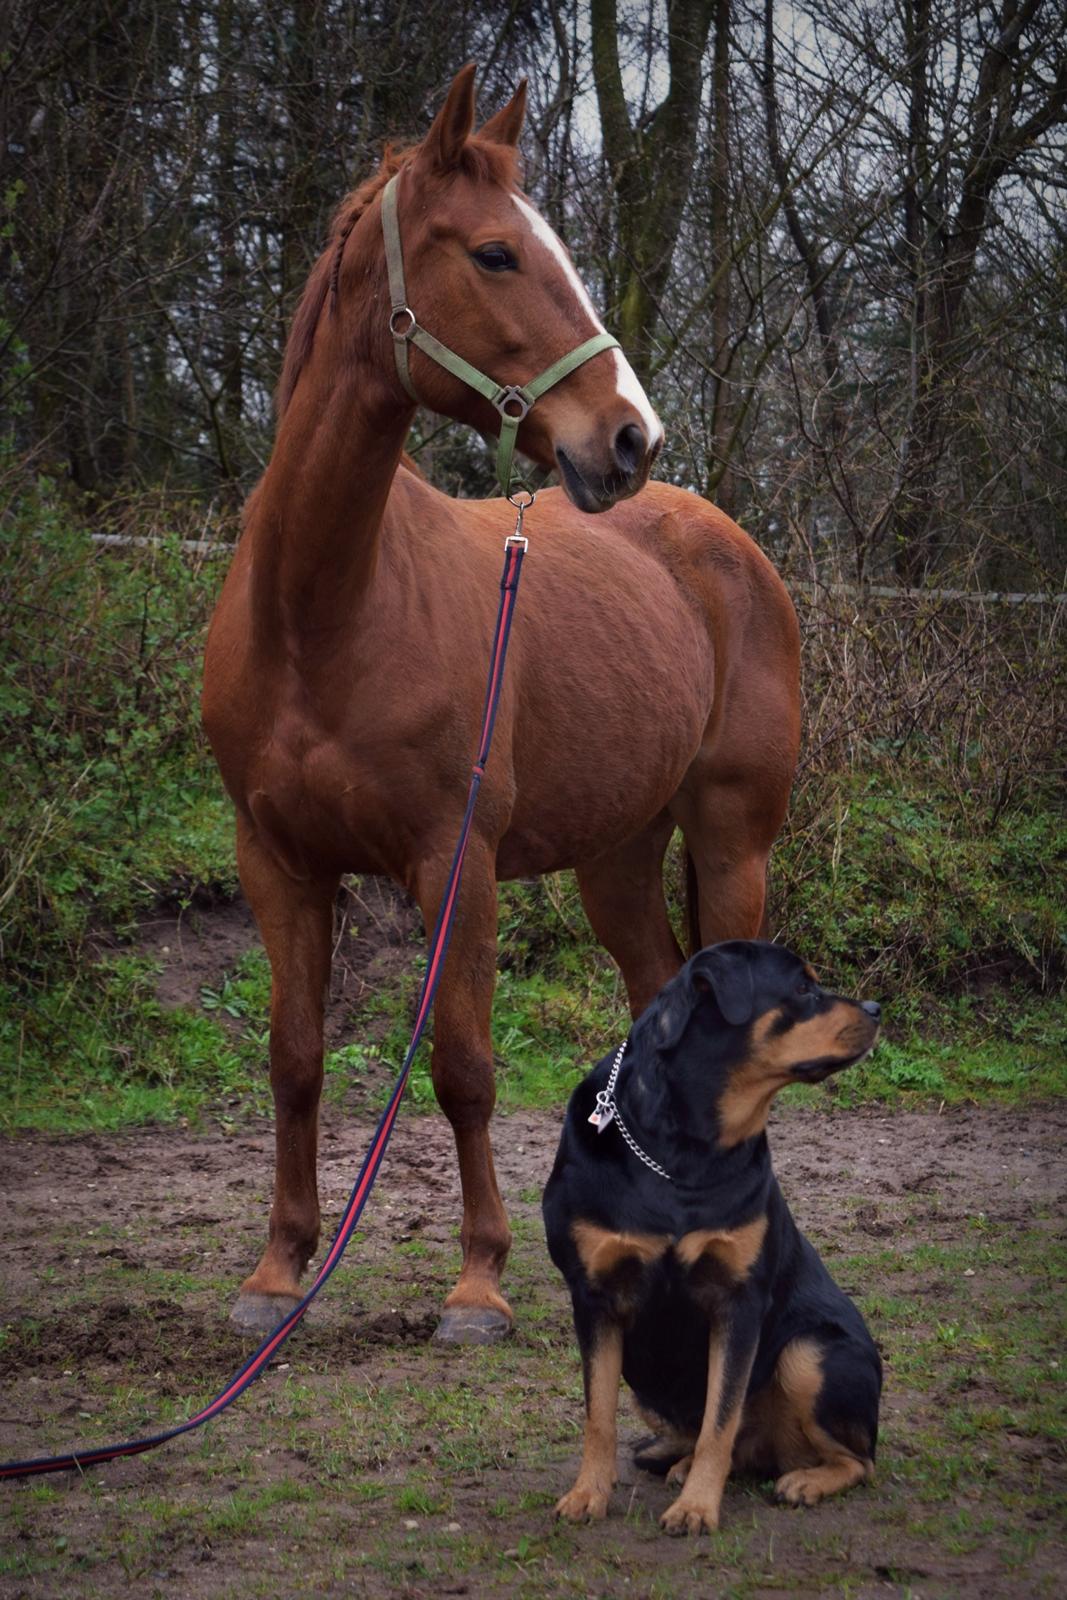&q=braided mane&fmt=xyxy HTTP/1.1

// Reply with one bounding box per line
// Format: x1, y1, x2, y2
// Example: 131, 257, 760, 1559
276, 137, 518, 418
